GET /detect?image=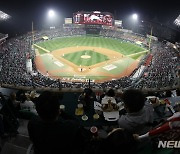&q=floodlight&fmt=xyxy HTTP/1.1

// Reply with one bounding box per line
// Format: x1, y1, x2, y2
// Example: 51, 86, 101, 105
174, 15, 180, 27
48, 10, 55, 18
0, 11, 10, 20
132, 14, 138, 20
